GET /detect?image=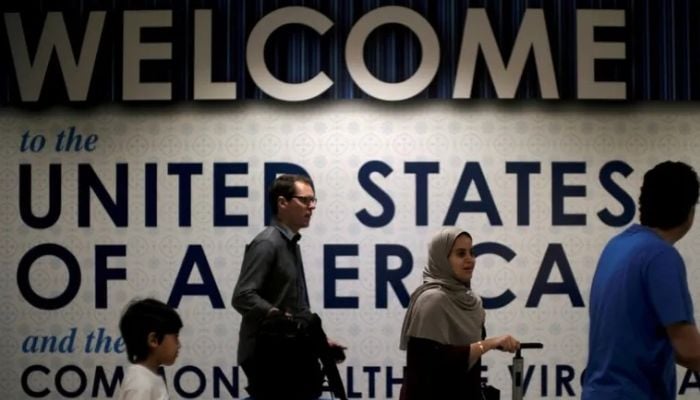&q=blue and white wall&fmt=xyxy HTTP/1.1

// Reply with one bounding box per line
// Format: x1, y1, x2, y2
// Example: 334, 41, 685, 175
3, 104, 700, 399
3, 1, 700, 398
